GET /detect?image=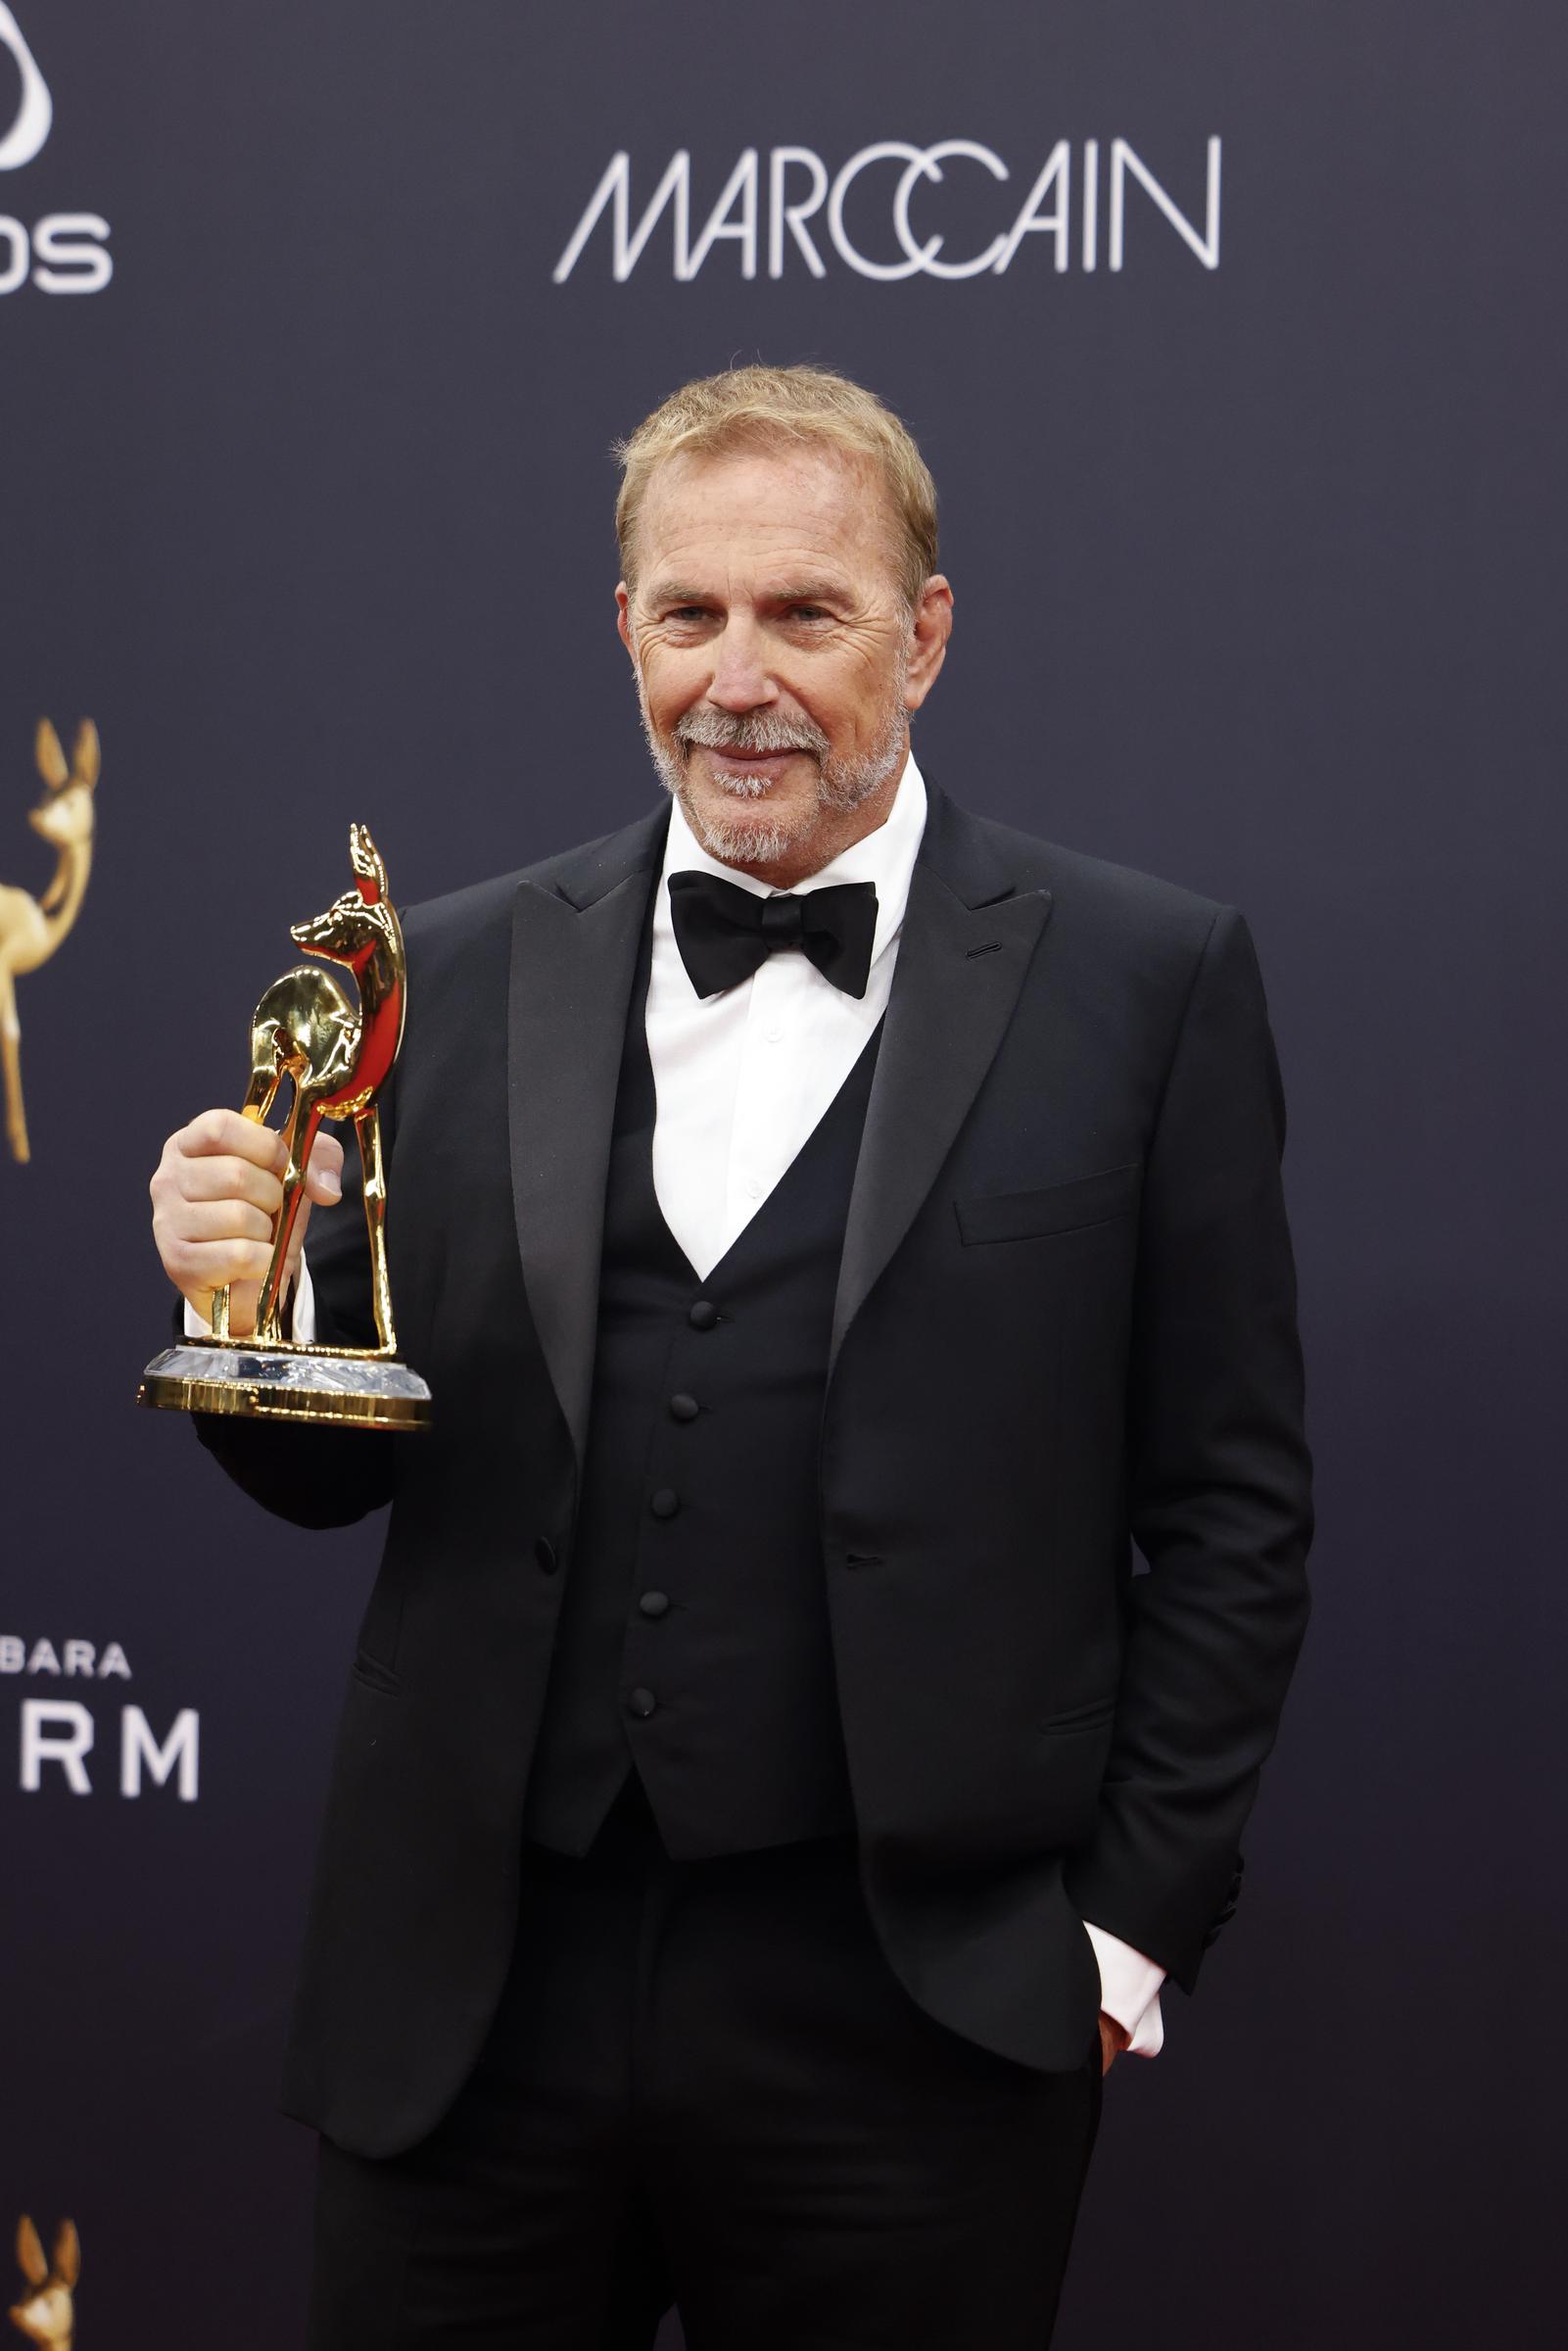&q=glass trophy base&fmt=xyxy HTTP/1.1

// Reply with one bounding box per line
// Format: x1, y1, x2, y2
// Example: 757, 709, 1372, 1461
137, 1340, 432, 1431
